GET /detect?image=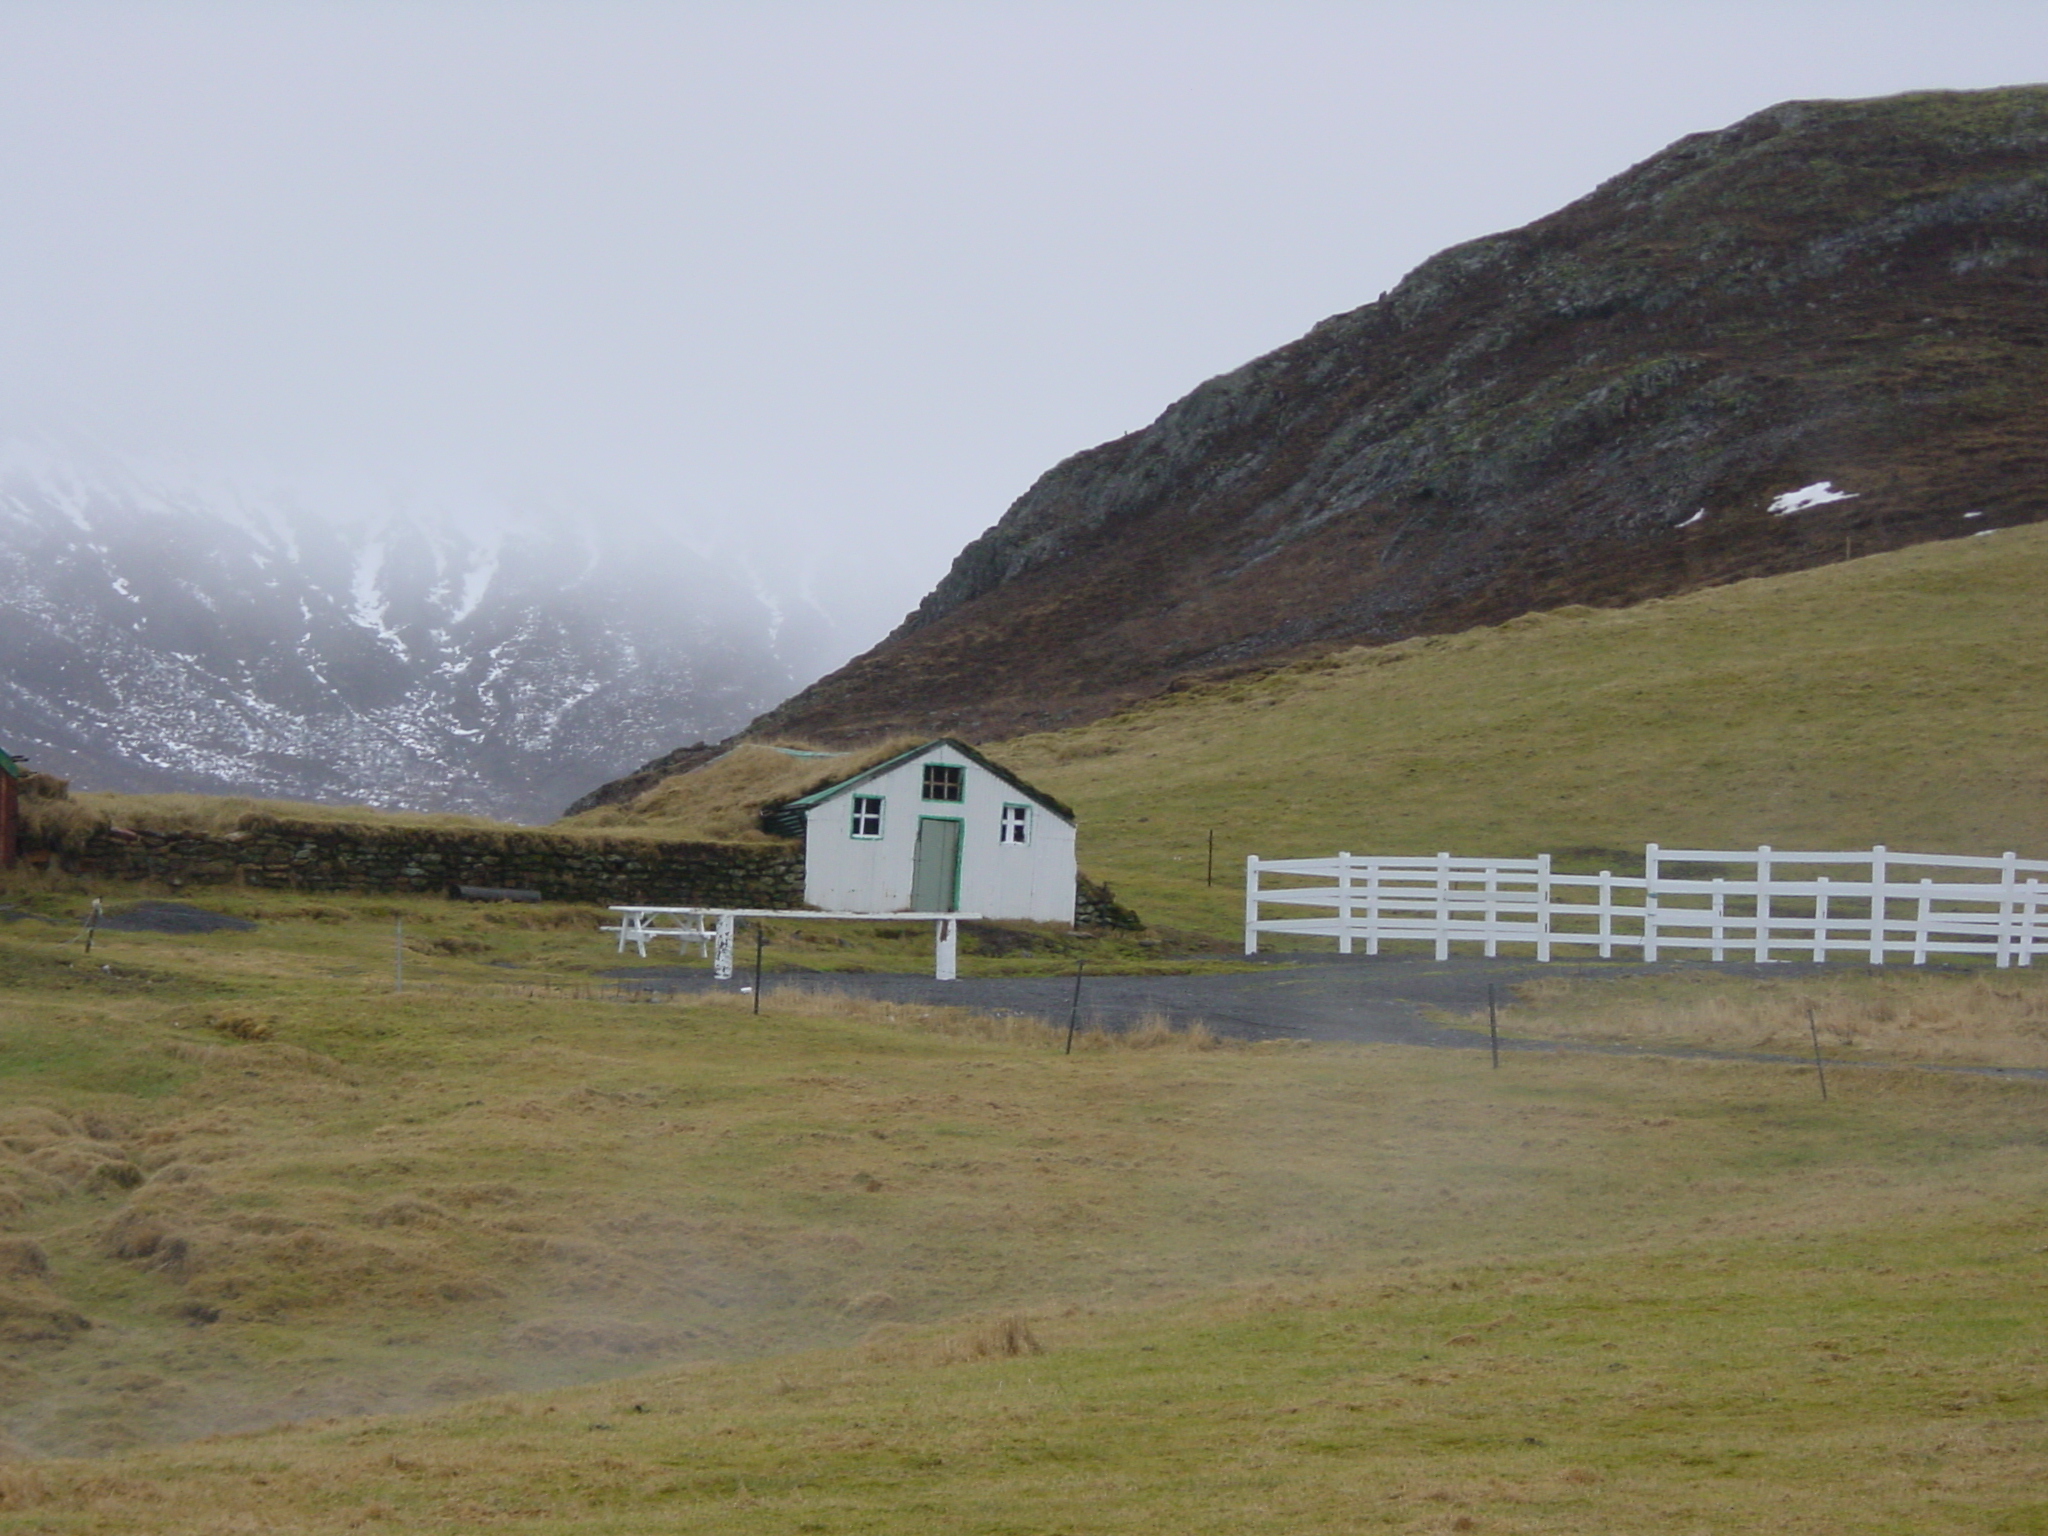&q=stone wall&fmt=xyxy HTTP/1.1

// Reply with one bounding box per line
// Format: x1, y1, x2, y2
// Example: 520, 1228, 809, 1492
26, 816, 1145, 927
34, 817, 804, 907
1075, 874, 1143, 931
